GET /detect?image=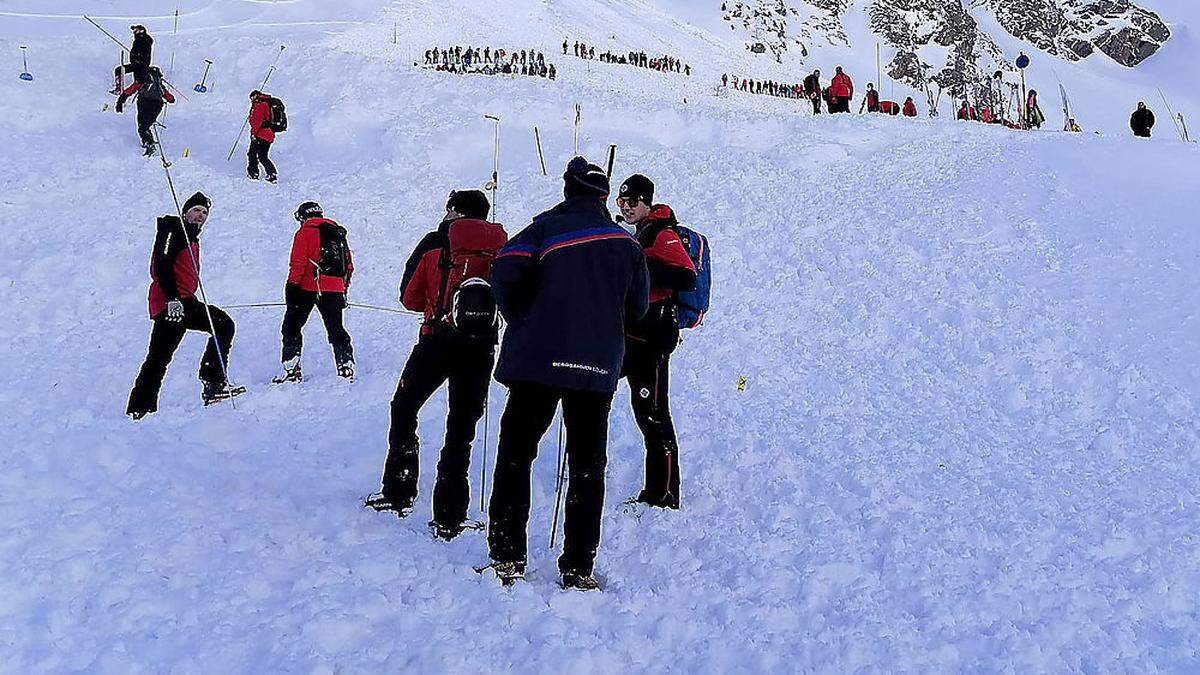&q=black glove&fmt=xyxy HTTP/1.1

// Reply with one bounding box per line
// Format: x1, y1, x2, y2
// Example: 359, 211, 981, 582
285, 282, 304, 306
115, 93, 128, 113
